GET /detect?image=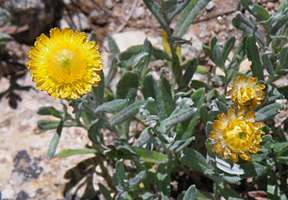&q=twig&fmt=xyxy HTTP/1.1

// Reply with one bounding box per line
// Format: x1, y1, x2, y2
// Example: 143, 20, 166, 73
194, 9, 239, 25
116, 0, 139, 32
99, 161, 116, 191
91, 0, 115, 18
